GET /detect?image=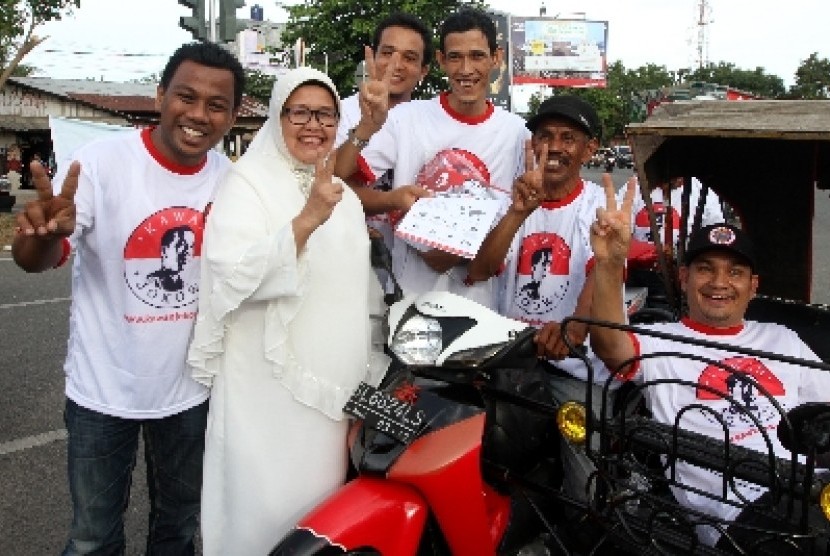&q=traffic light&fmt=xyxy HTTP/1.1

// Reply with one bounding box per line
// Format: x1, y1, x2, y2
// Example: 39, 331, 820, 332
179, 0, 207, 41
218, 0, 247, 43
